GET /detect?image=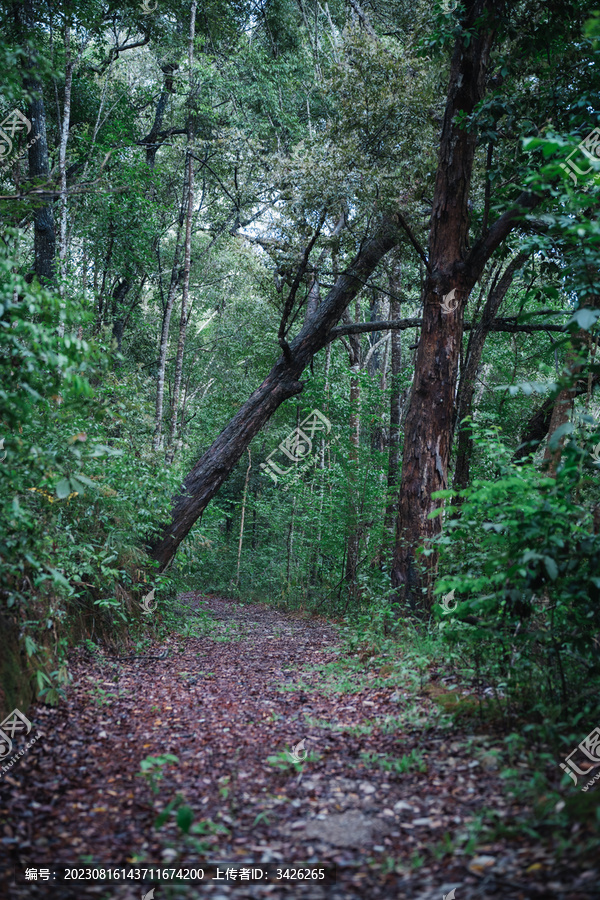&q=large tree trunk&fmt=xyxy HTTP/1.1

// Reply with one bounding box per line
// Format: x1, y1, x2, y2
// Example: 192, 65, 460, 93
149, 216, 401, 569
452, 252, 528, 493
391, 0, 541, 610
